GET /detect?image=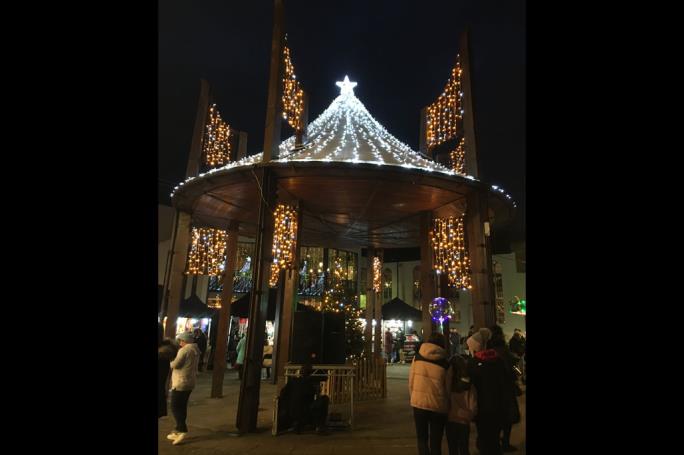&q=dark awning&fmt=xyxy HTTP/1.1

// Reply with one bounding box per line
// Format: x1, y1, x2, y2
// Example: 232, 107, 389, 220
382, 297, 422, 321
178, 294, 217, 319
229, 289, 277, 320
